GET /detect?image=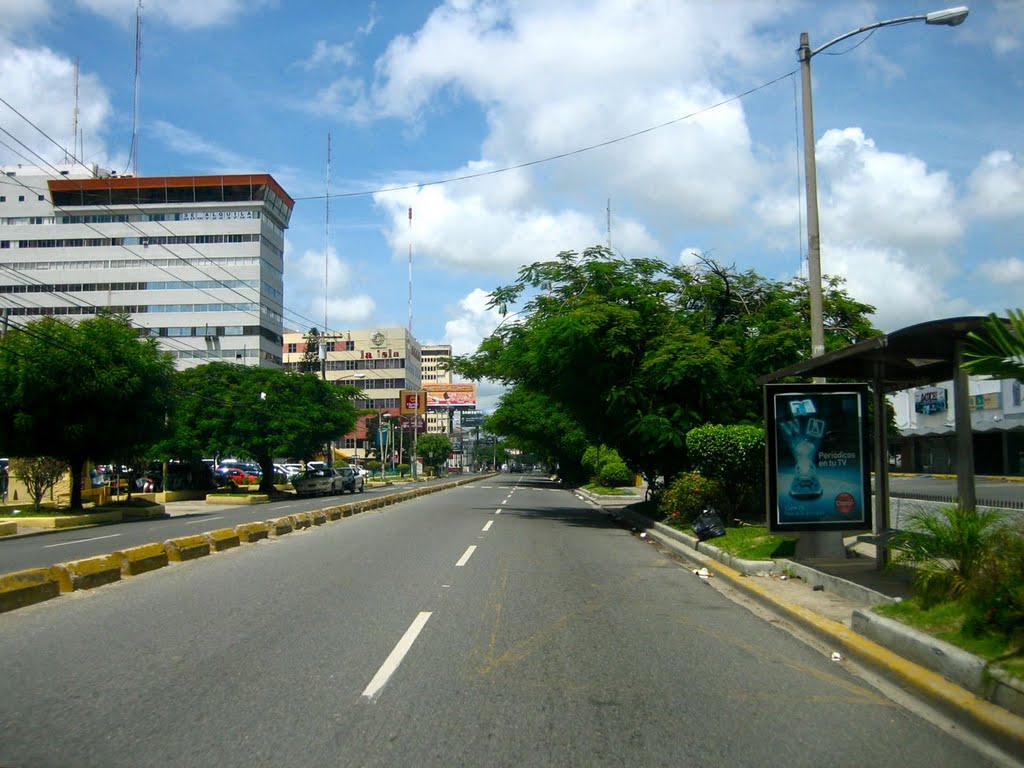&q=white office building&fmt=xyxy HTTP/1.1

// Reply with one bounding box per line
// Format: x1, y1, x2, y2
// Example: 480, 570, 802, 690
0, 164, 293, 367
